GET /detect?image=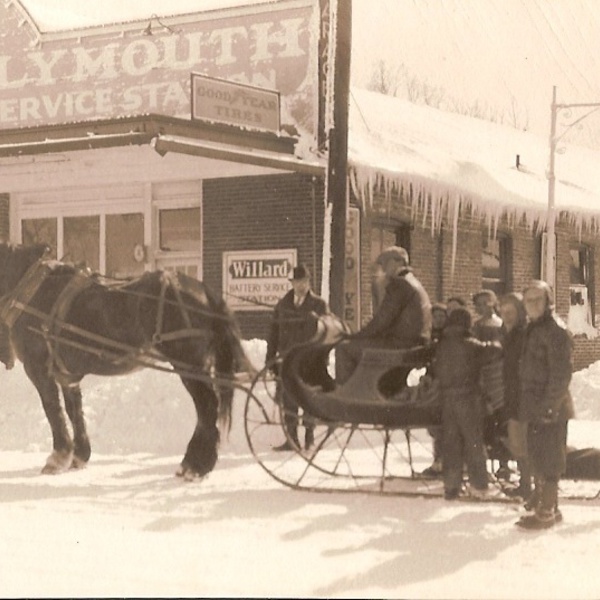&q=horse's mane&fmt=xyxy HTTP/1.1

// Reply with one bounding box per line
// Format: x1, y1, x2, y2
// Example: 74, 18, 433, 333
0, 242, 50, 296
